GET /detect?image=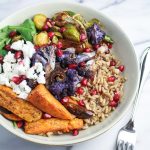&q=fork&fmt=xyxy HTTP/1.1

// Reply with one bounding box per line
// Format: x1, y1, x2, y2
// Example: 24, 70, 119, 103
116, 47, 150, 150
